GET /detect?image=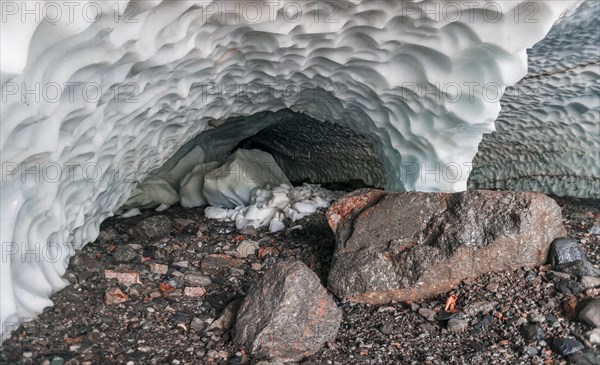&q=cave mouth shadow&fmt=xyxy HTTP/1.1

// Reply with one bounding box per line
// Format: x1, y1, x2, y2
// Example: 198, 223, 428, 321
230, 109, 386, 192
